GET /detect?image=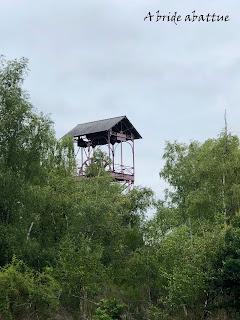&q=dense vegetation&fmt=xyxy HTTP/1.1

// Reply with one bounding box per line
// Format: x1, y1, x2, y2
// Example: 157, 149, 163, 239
0, 58, 240, 320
